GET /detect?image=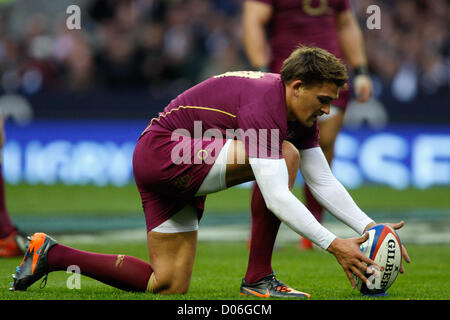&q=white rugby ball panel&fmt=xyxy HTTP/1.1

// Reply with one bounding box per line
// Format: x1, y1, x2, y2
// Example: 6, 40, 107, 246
355, 224, 402, 294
